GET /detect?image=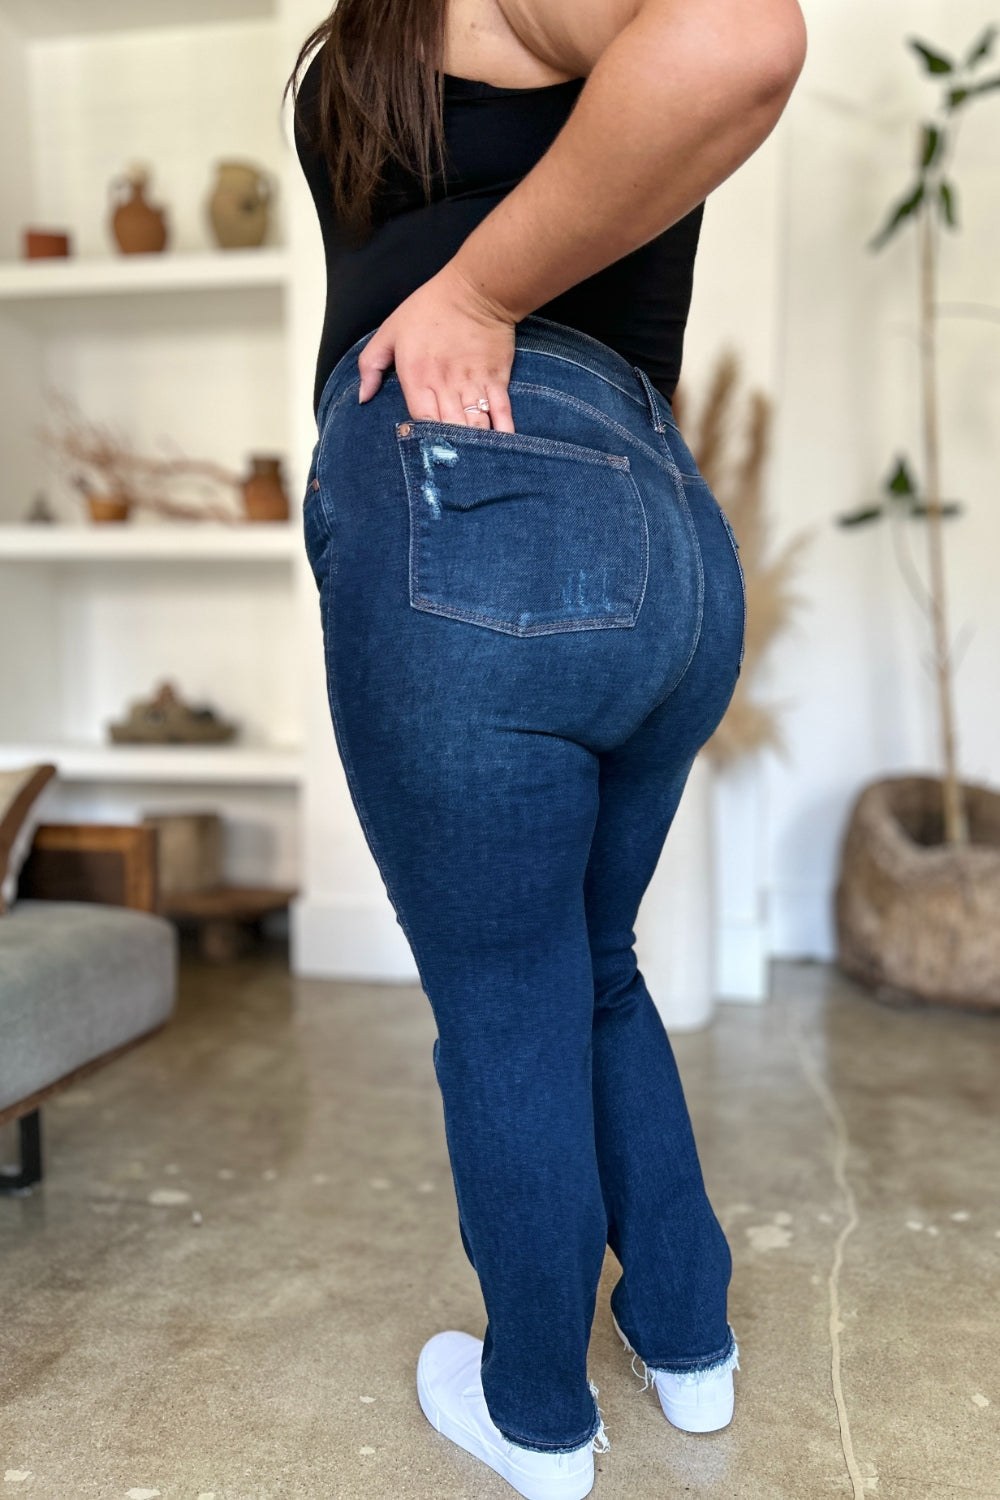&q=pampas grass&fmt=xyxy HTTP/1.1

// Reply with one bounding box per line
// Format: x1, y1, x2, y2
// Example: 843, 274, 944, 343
674, 351, 816, 769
